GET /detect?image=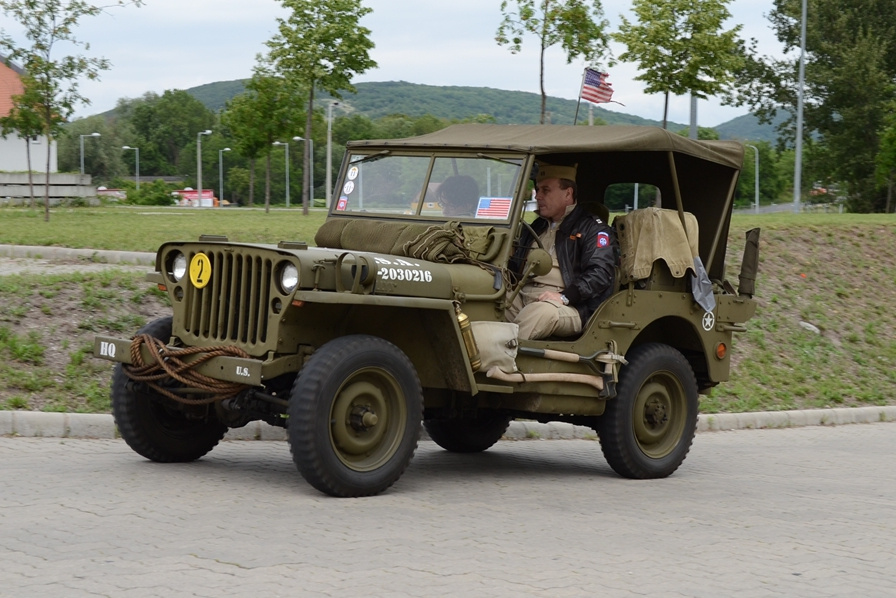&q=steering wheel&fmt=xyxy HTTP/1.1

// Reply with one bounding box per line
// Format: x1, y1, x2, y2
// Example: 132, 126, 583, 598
519, 220, 545, 250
